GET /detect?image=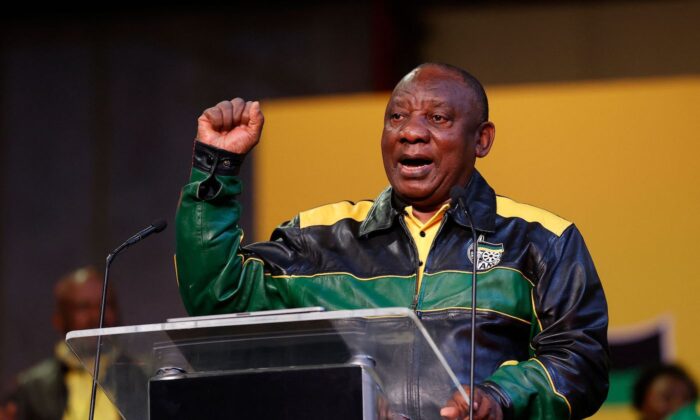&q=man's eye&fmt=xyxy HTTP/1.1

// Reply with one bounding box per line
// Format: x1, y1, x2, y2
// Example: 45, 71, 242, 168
432, 114, 447, 123
391, 113, 404, 121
